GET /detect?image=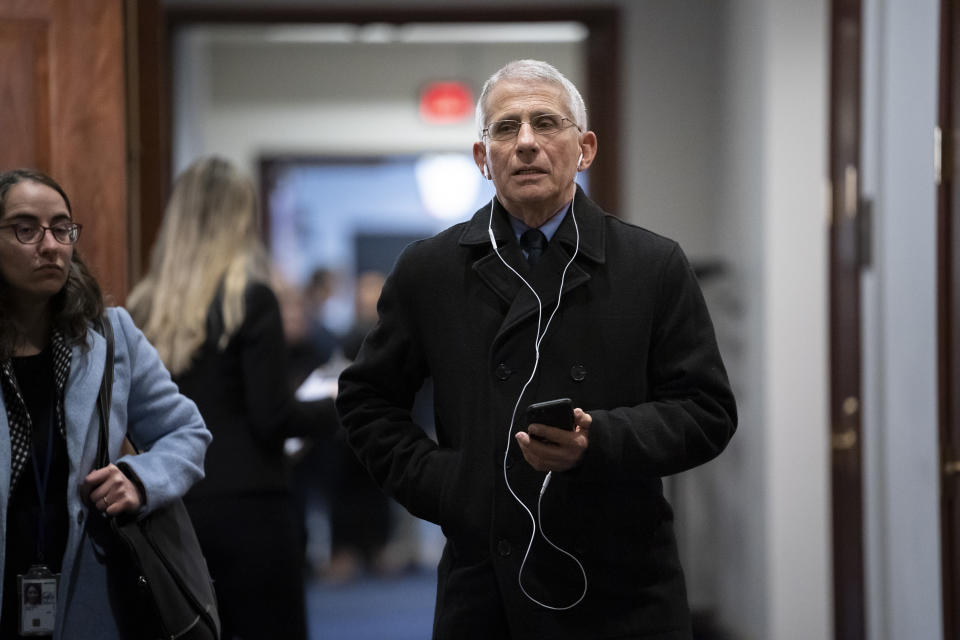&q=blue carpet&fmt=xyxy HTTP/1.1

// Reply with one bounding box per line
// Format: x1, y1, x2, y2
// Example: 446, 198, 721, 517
306, 569, 436, 640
